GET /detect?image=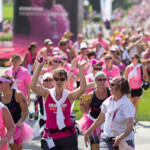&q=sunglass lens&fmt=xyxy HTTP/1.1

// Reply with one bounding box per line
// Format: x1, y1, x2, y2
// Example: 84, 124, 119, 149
94, 68, 102, 71
60, 78, 66, 81
54, 77, 59, 81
